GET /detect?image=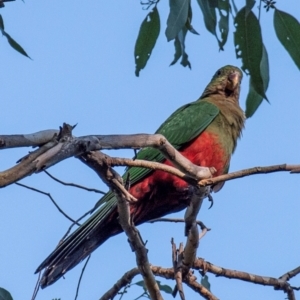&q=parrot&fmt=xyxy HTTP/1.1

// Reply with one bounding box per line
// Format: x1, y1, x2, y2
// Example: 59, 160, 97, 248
36, 65, 245, 287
